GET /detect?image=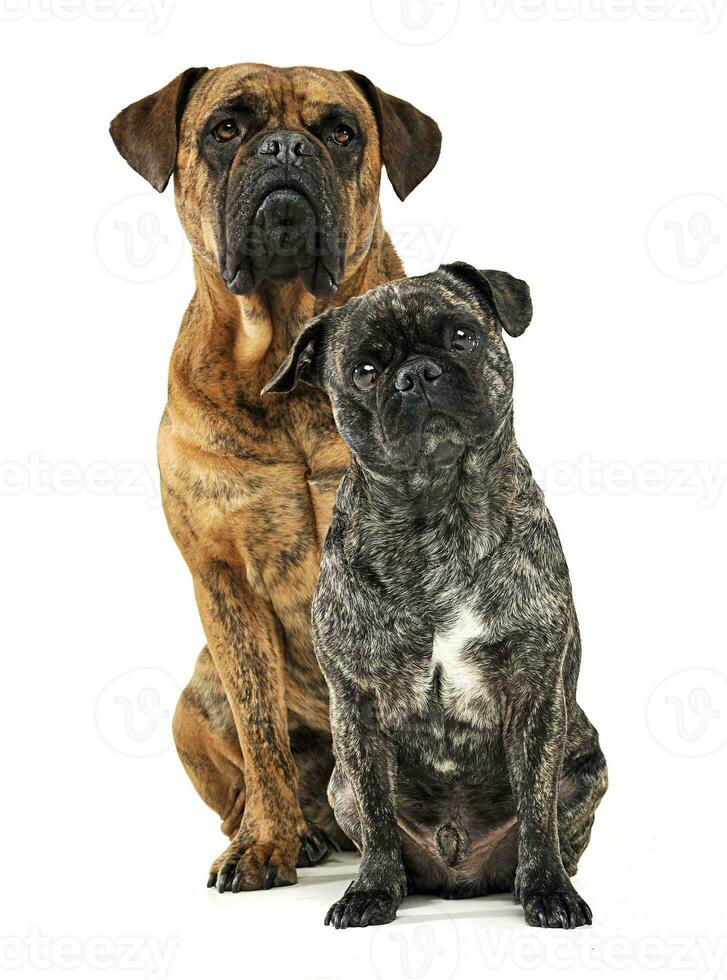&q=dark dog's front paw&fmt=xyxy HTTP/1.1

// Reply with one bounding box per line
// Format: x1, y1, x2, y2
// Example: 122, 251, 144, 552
519, 885, 592, 929
515, 865, 592, 928
296, 824, 339, 868
324, 888, 400, 929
